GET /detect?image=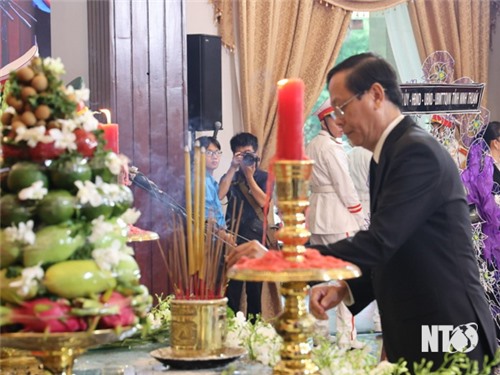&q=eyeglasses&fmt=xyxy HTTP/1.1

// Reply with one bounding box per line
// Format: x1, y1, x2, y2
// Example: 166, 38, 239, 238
206, 150, 222, 157
332, 91, 365, 119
